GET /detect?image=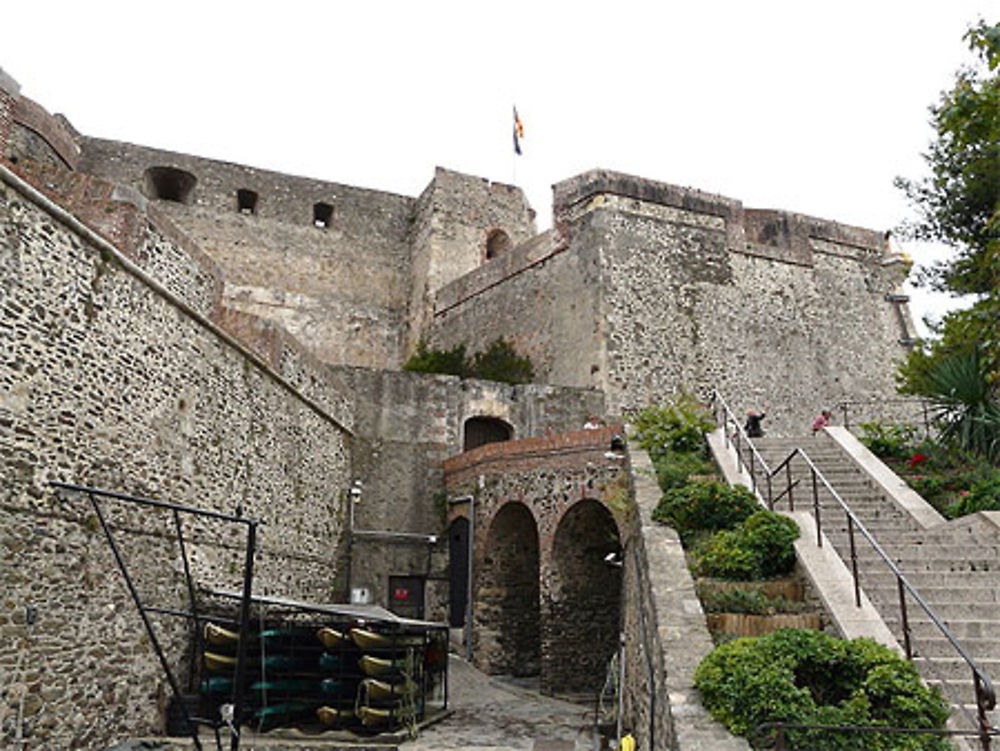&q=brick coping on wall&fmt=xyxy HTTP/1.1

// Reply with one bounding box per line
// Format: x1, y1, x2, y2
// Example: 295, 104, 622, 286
443, 424, 624, 476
